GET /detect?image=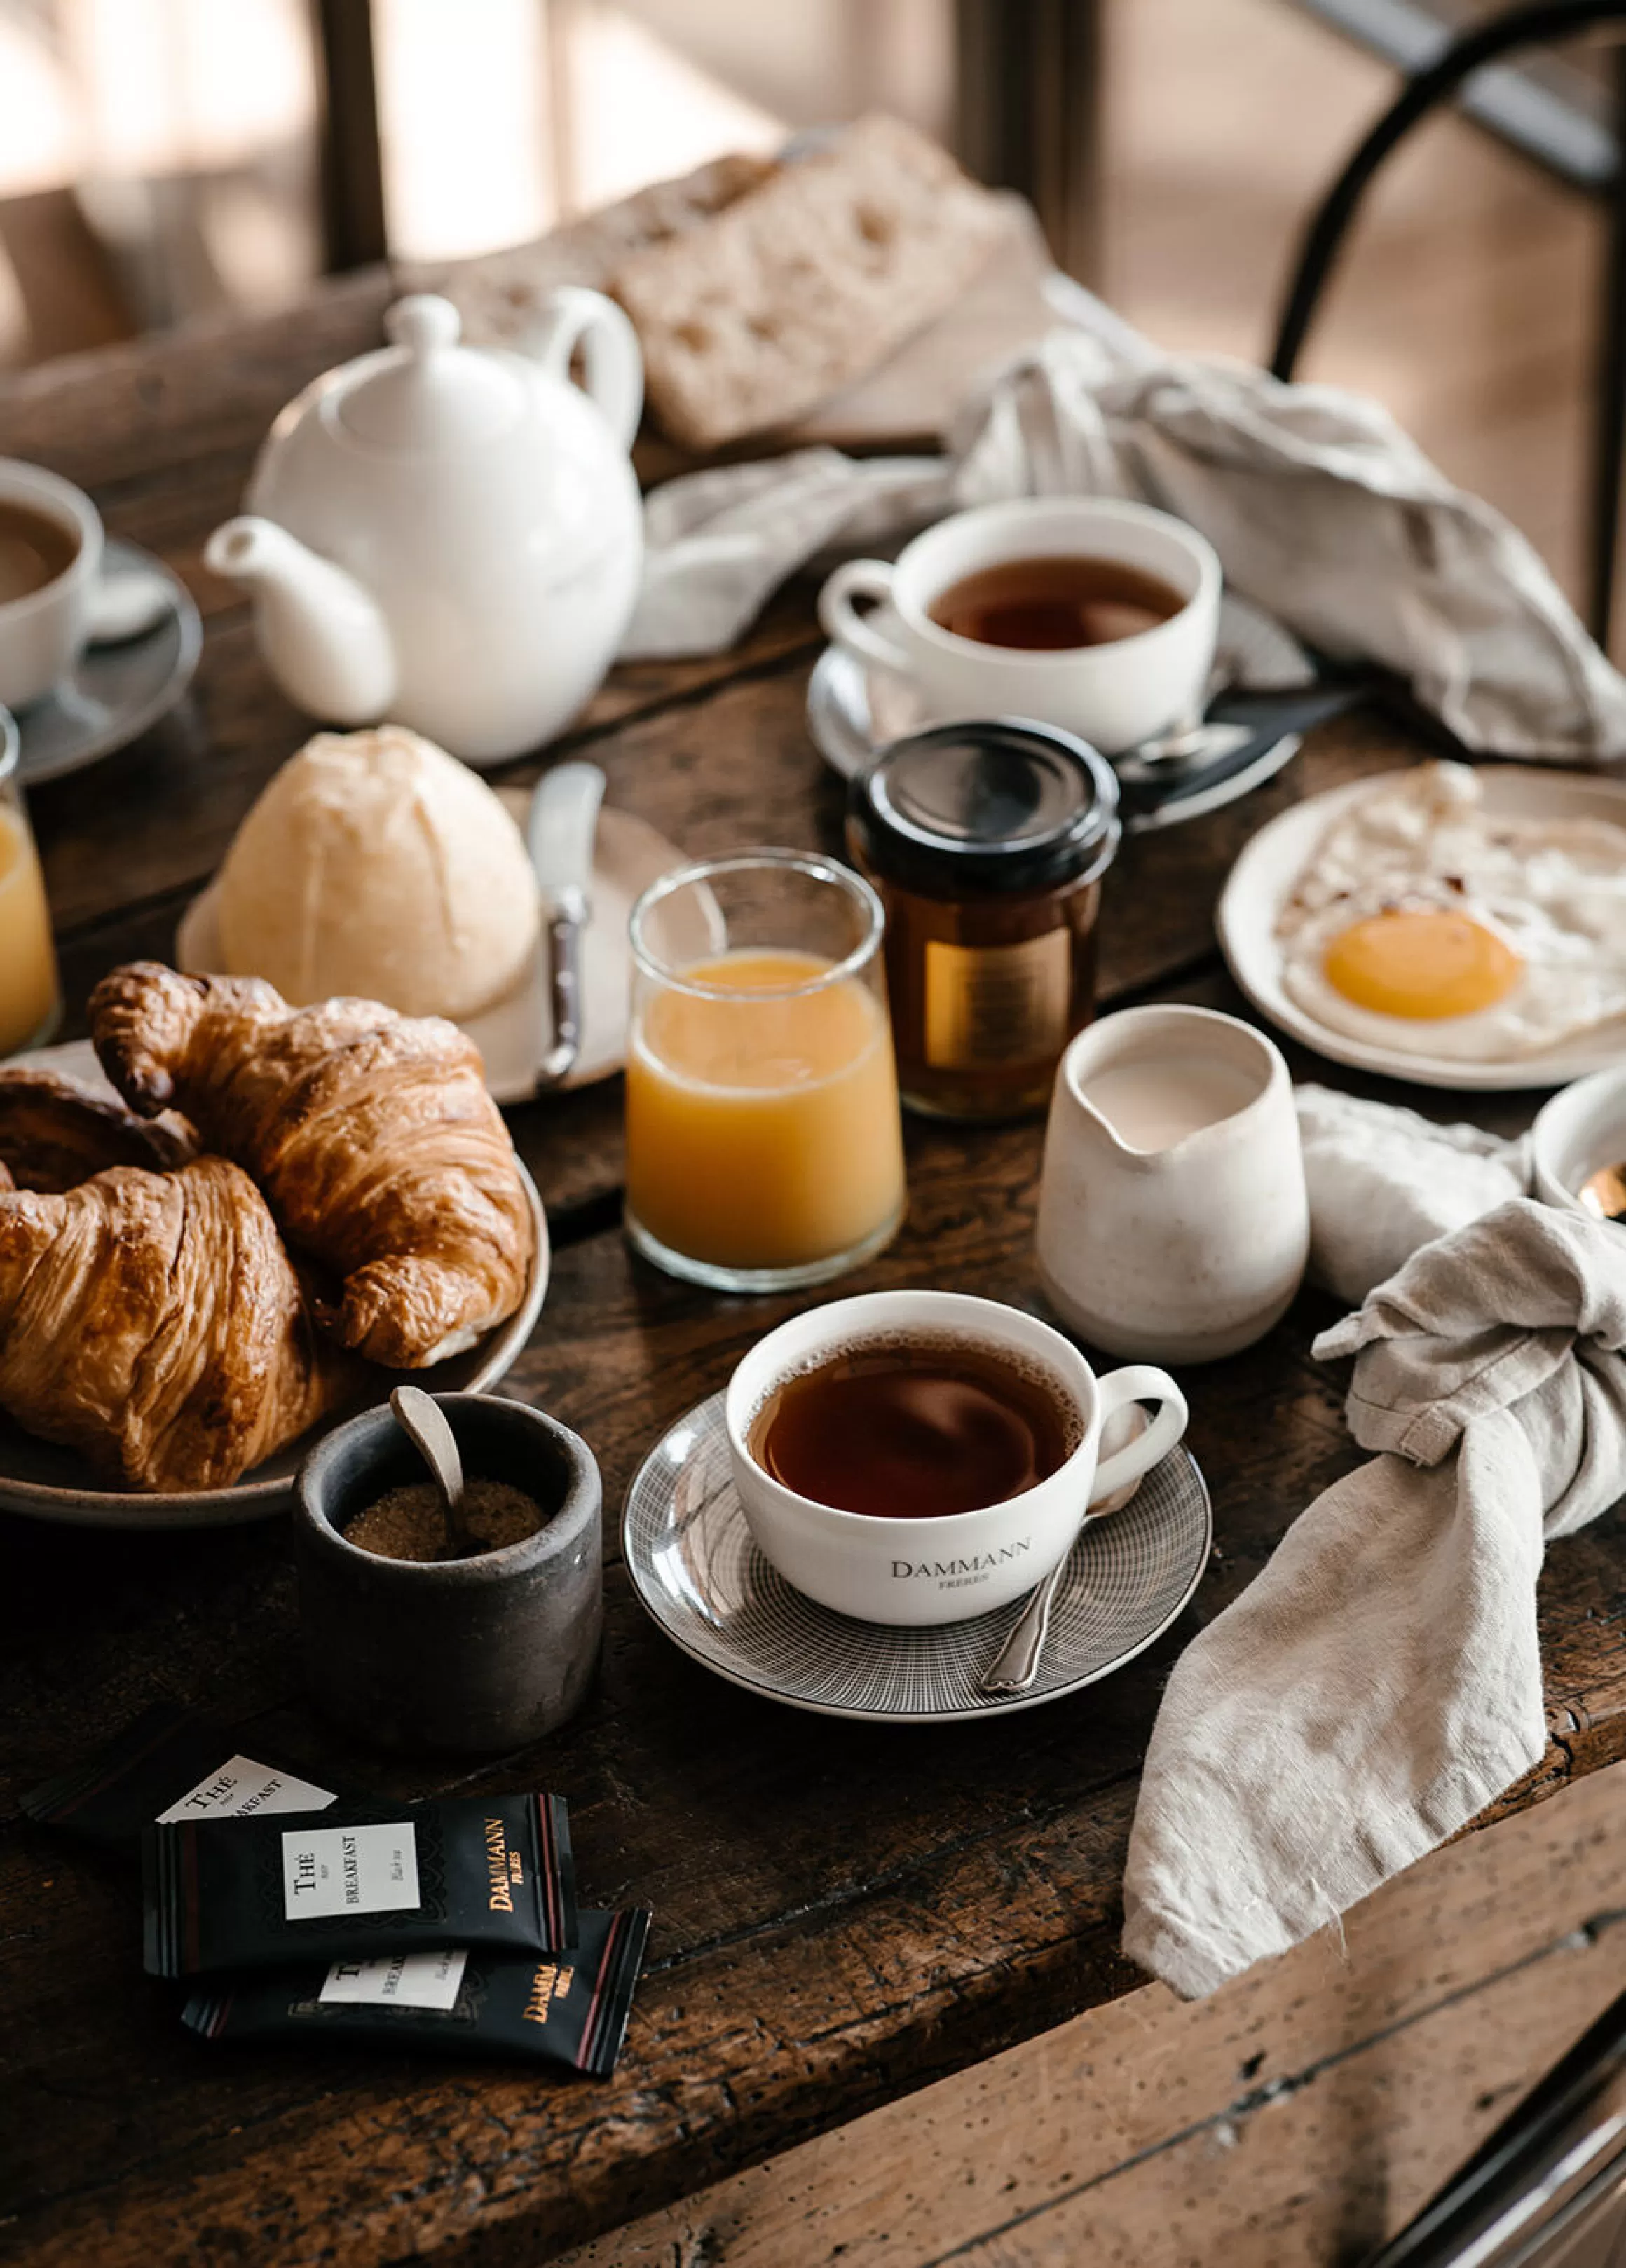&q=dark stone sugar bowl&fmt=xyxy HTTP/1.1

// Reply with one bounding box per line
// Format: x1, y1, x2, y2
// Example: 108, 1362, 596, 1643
296, 1393, 601, 1755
